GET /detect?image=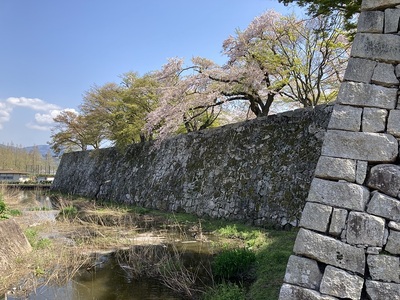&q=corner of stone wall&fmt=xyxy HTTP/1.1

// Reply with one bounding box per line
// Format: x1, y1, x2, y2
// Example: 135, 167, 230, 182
280, 1, 400, 299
